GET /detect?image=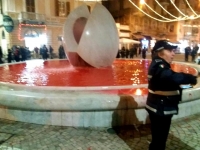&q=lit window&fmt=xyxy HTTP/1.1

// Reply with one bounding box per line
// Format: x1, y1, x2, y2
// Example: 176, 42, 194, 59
56, 0, 70, 17
26, 0, 35, 12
